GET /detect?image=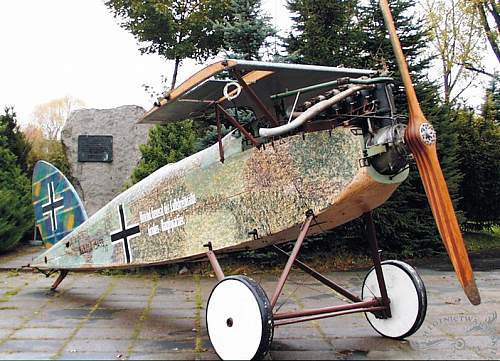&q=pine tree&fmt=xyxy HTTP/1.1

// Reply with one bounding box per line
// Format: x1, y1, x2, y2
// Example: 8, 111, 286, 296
286, 0, 363, 67
456, 81, 500, 229
0, 107, 31, 174
358, 0, 433, 108
214, 0, 276, 60
358, 0, 462, 255
0, 131, 33, 253
284, 0, 462, 255
482, 75, 500, 124
130, 120, 197, 184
